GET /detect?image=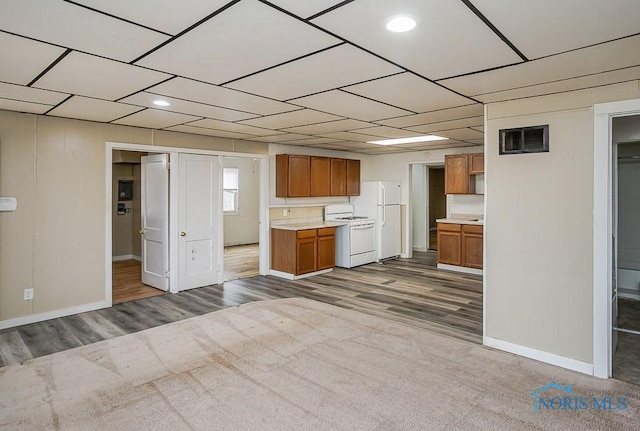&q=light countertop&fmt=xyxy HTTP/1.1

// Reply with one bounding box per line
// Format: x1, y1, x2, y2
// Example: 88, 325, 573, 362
270, 218, 347, 231
437, 214, 484, 226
